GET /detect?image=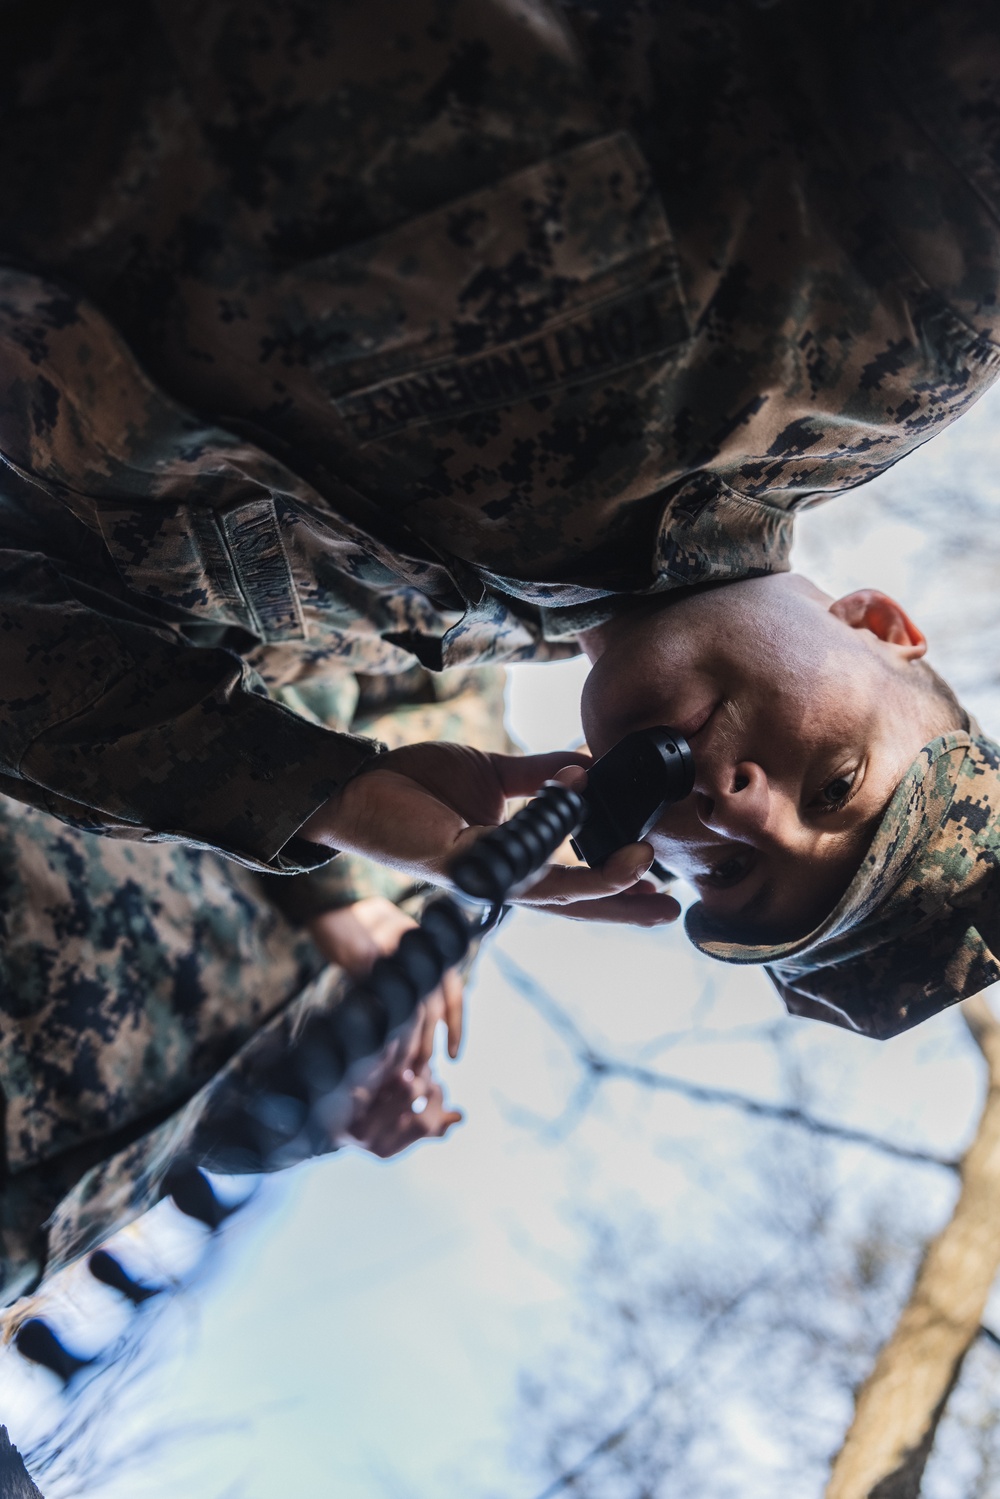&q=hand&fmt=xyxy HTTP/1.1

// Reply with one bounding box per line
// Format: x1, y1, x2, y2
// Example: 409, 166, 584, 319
309, 897, 463, 1159
192, 897, 461, 1171
341, 1059, 462, 1159
302, 743, 680, 927
308, 895, 463, 1059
